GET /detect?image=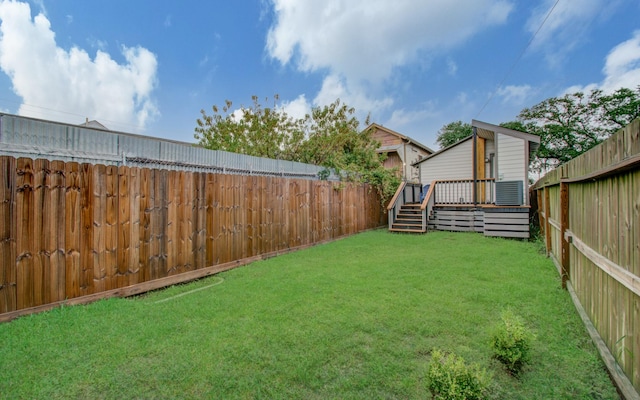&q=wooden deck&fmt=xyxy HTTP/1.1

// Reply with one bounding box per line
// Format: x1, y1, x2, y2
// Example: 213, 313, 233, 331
429, 205, 530, 238
387, 182, 531, 238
